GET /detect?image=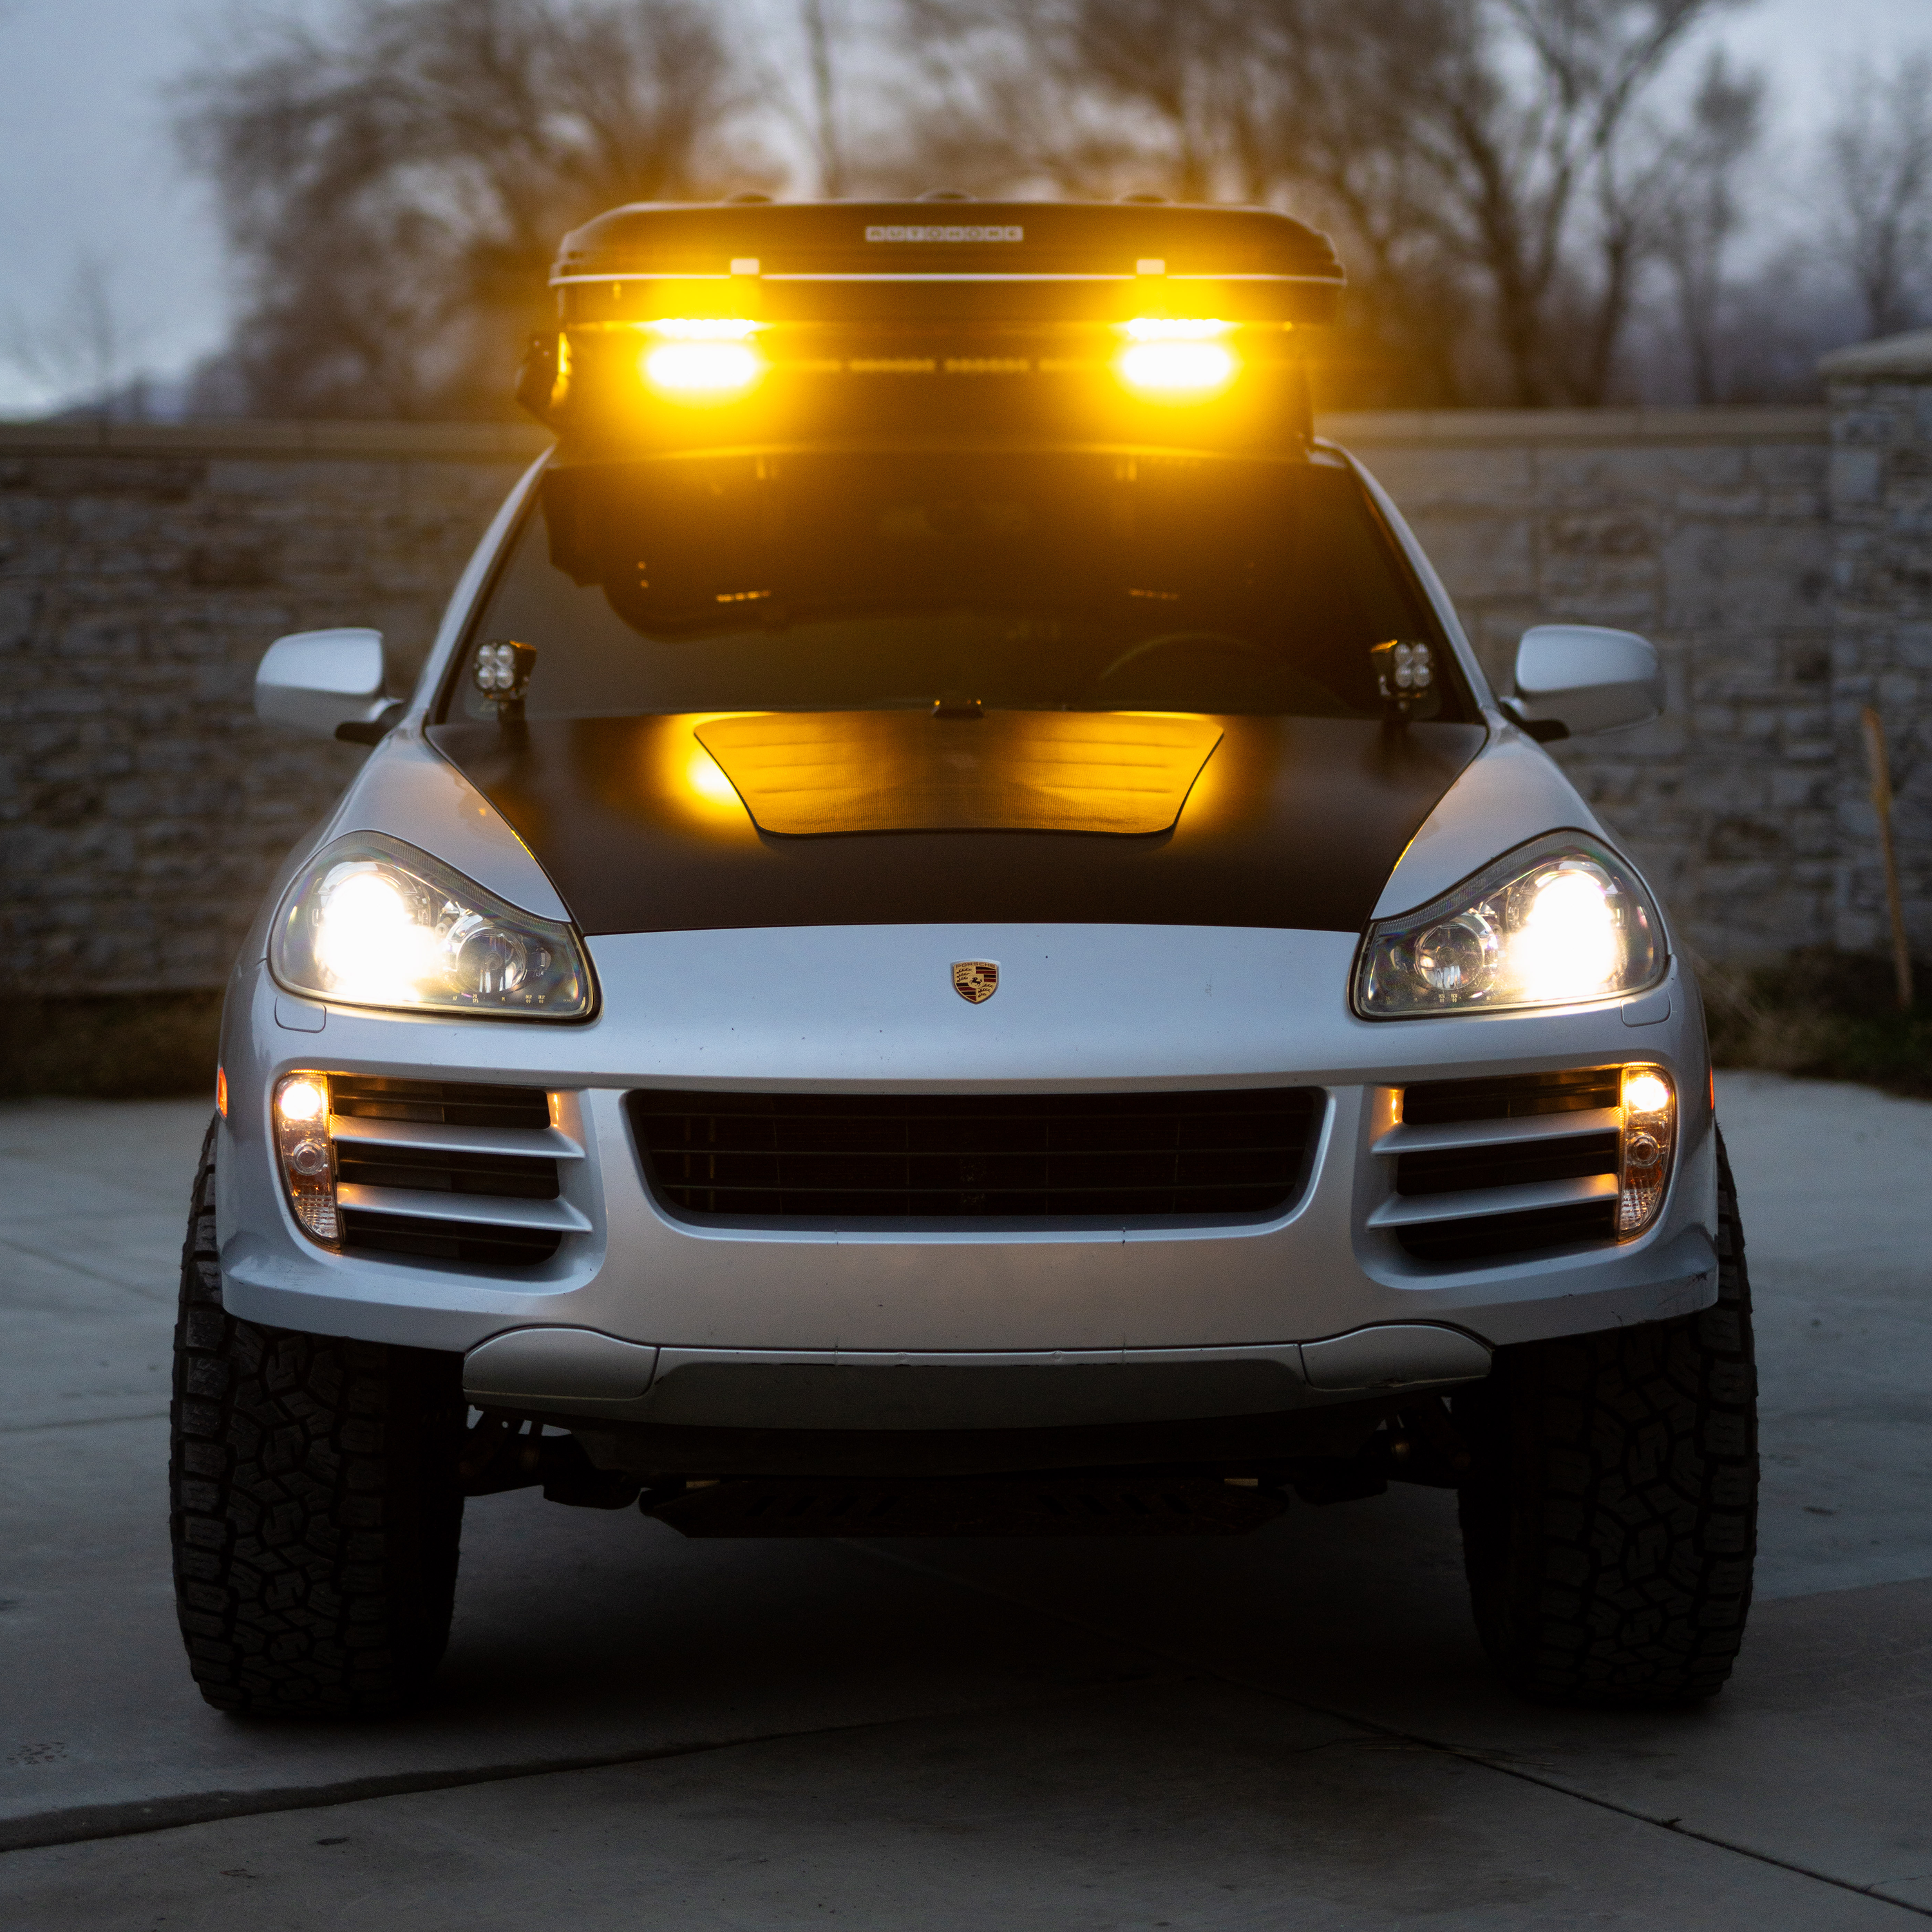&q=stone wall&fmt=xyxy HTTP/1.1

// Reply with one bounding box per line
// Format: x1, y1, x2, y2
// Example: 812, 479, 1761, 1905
0, 421, 545, 993
1328, 406, 1837, 963
1818, 330, 1932, 961
0, 396, 1918, 999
